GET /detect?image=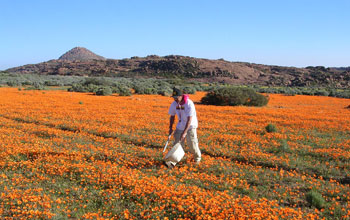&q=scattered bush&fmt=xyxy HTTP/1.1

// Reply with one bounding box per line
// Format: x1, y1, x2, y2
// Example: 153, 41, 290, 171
157, 87, 172, 96
314, 90, 329, 96
44, 80, 63, 86
33, 82, 45, 90
68, 83, 99, 93
255, 86, 350, 99
201, 87, 269, 106
118, 87, 132, 96
0, 73, 83, 87
181, 86, 196, 94
83, 77, 113, 86
265, 124, 277, 133
268, 139, 291, 154
2, 73, 350, 99
7, 80, 22, 87
95, 87, 113, 96
133, 85, 157, 94
277, 139, 291, 153
306, 189, 326, 209
24, 82, 45, 90
68, 84, 86, 92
